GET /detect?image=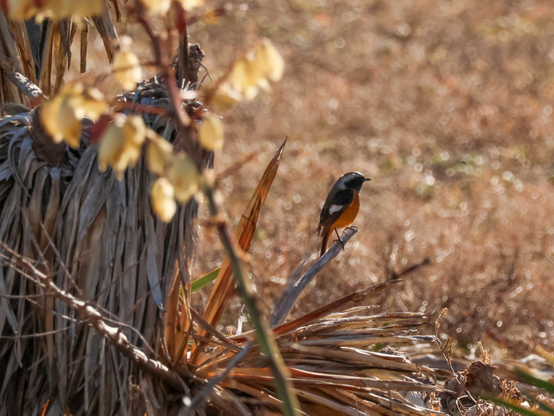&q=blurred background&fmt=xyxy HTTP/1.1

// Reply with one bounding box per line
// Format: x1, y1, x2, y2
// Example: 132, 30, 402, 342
73, 0, 554, 357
